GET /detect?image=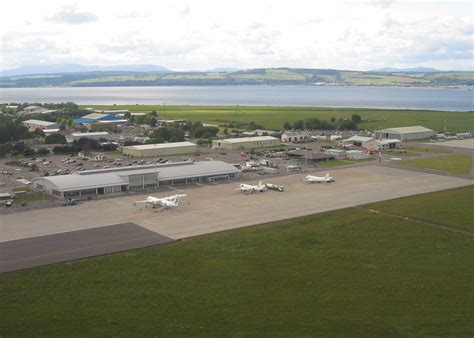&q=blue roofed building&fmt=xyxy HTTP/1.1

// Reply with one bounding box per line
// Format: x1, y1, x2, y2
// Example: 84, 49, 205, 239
74, 113, 128, 126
